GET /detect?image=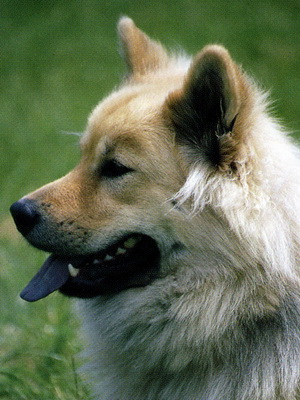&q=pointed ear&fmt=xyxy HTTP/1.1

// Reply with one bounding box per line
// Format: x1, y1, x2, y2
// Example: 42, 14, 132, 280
118, 17, 169, 76
165, 45, 253, 170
